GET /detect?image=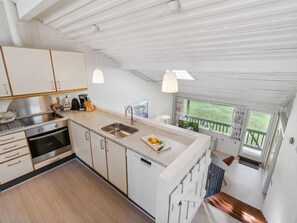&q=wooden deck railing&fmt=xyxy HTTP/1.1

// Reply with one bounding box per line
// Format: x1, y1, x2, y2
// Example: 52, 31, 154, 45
183, 115, 267, 150
184, 115, 230, 134
244, 128, 266, 150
